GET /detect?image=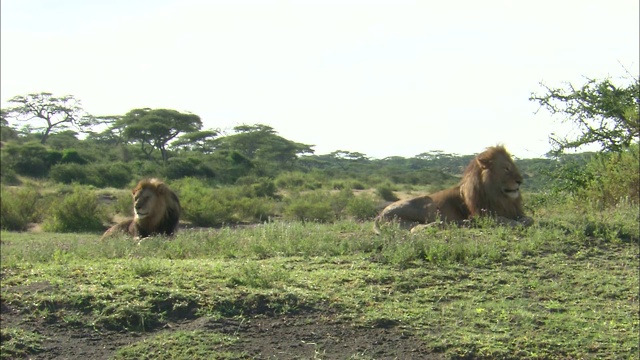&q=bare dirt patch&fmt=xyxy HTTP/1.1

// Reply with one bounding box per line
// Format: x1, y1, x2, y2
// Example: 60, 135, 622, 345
1, 300, 443, 359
